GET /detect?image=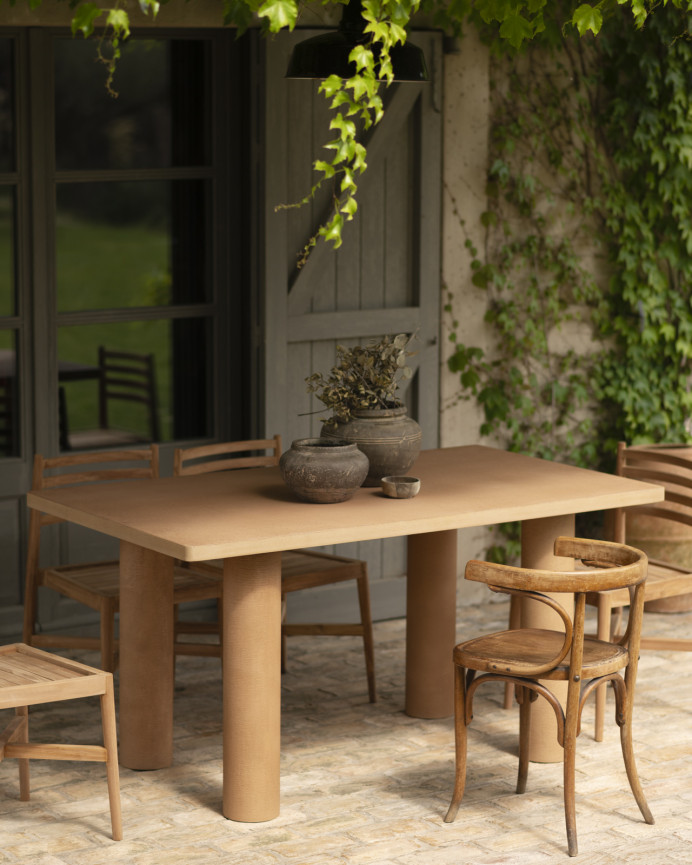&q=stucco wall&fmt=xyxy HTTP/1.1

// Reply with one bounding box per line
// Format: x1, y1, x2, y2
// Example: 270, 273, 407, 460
439, 30, 498, 605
